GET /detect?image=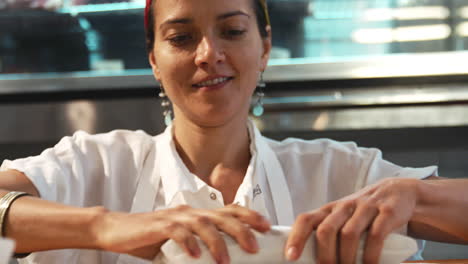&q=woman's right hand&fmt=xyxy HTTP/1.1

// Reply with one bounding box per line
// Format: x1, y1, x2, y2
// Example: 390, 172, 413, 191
93, 204, 271, 264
